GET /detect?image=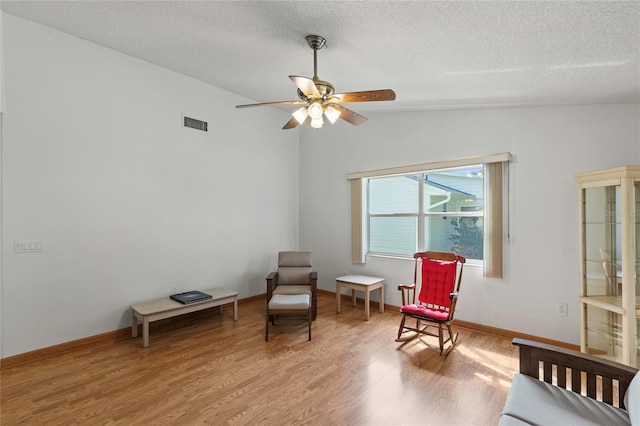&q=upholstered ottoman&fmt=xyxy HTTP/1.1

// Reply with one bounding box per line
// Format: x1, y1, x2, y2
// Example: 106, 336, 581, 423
265, 294, 311, 341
